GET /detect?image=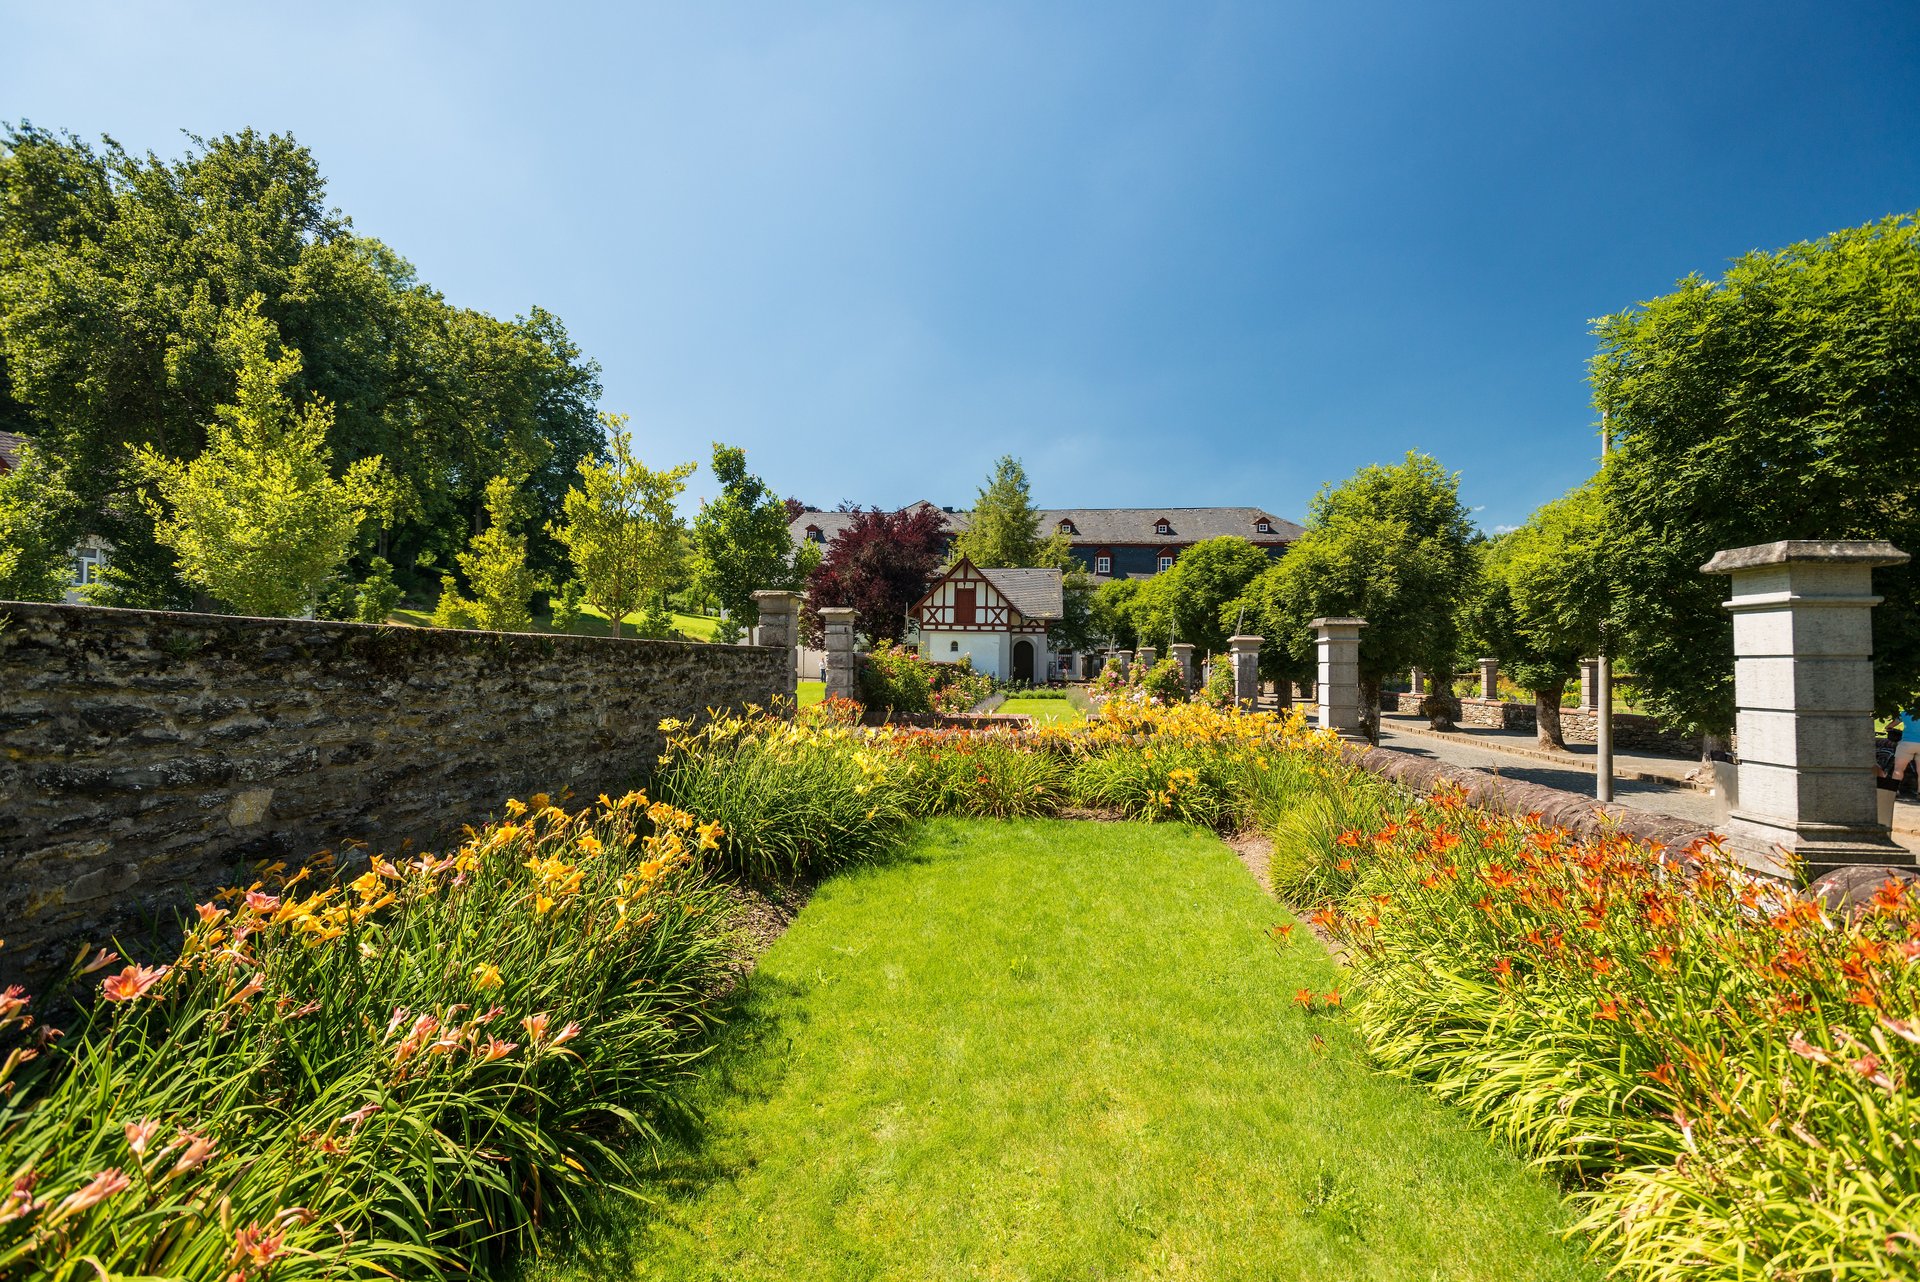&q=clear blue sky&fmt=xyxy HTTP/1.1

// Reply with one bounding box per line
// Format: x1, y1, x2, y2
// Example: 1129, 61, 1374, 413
7, 1, 1919, 530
